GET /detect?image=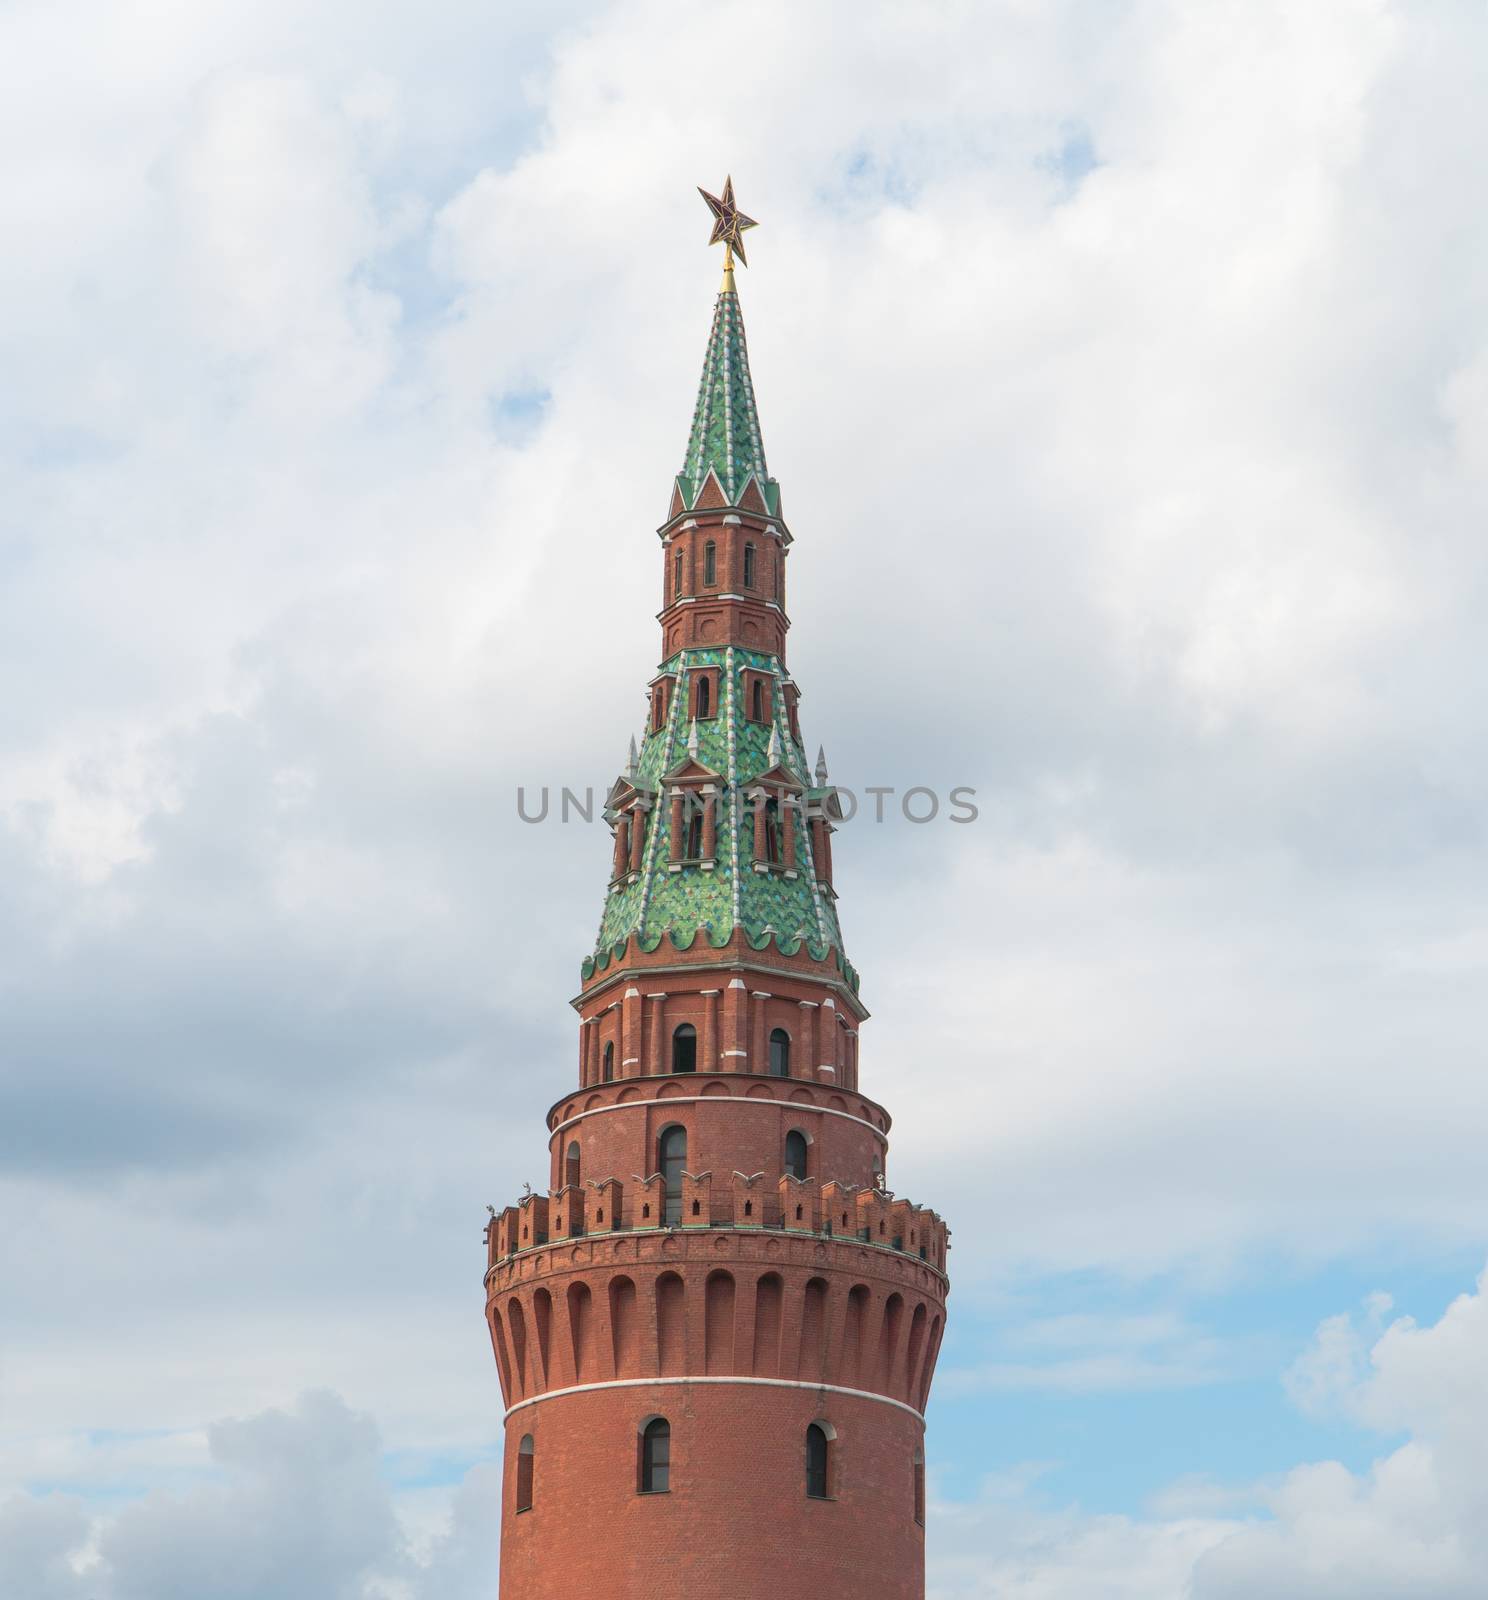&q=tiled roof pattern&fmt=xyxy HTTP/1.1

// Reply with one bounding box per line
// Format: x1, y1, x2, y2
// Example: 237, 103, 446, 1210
674, 286, 780, 516
594, 645, 846, 968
